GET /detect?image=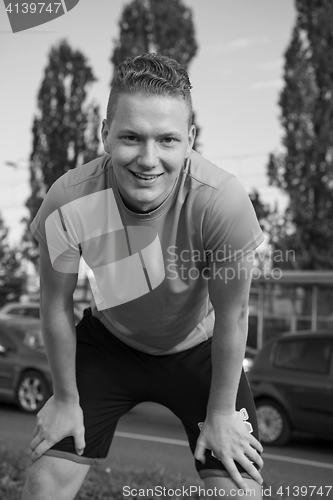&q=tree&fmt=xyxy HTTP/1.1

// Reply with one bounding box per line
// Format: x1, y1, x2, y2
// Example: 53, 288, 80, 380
249, 189, 271, 233
110, 0, 201, 149
268, 0, 333, 269
22, 39, 102, 266
0, 212, 25, 306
